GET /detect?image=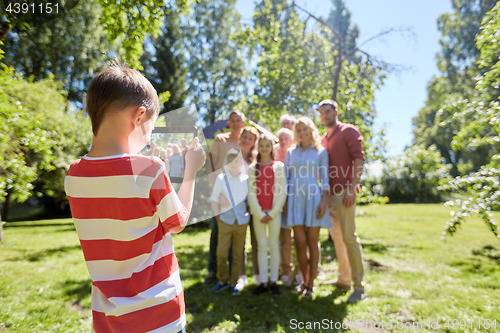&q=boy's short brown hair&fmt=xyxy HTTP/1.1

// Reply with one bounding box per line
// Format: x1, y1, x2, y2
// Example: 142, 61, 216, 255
224, 149, 242, 166
87, 61, 159, 135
